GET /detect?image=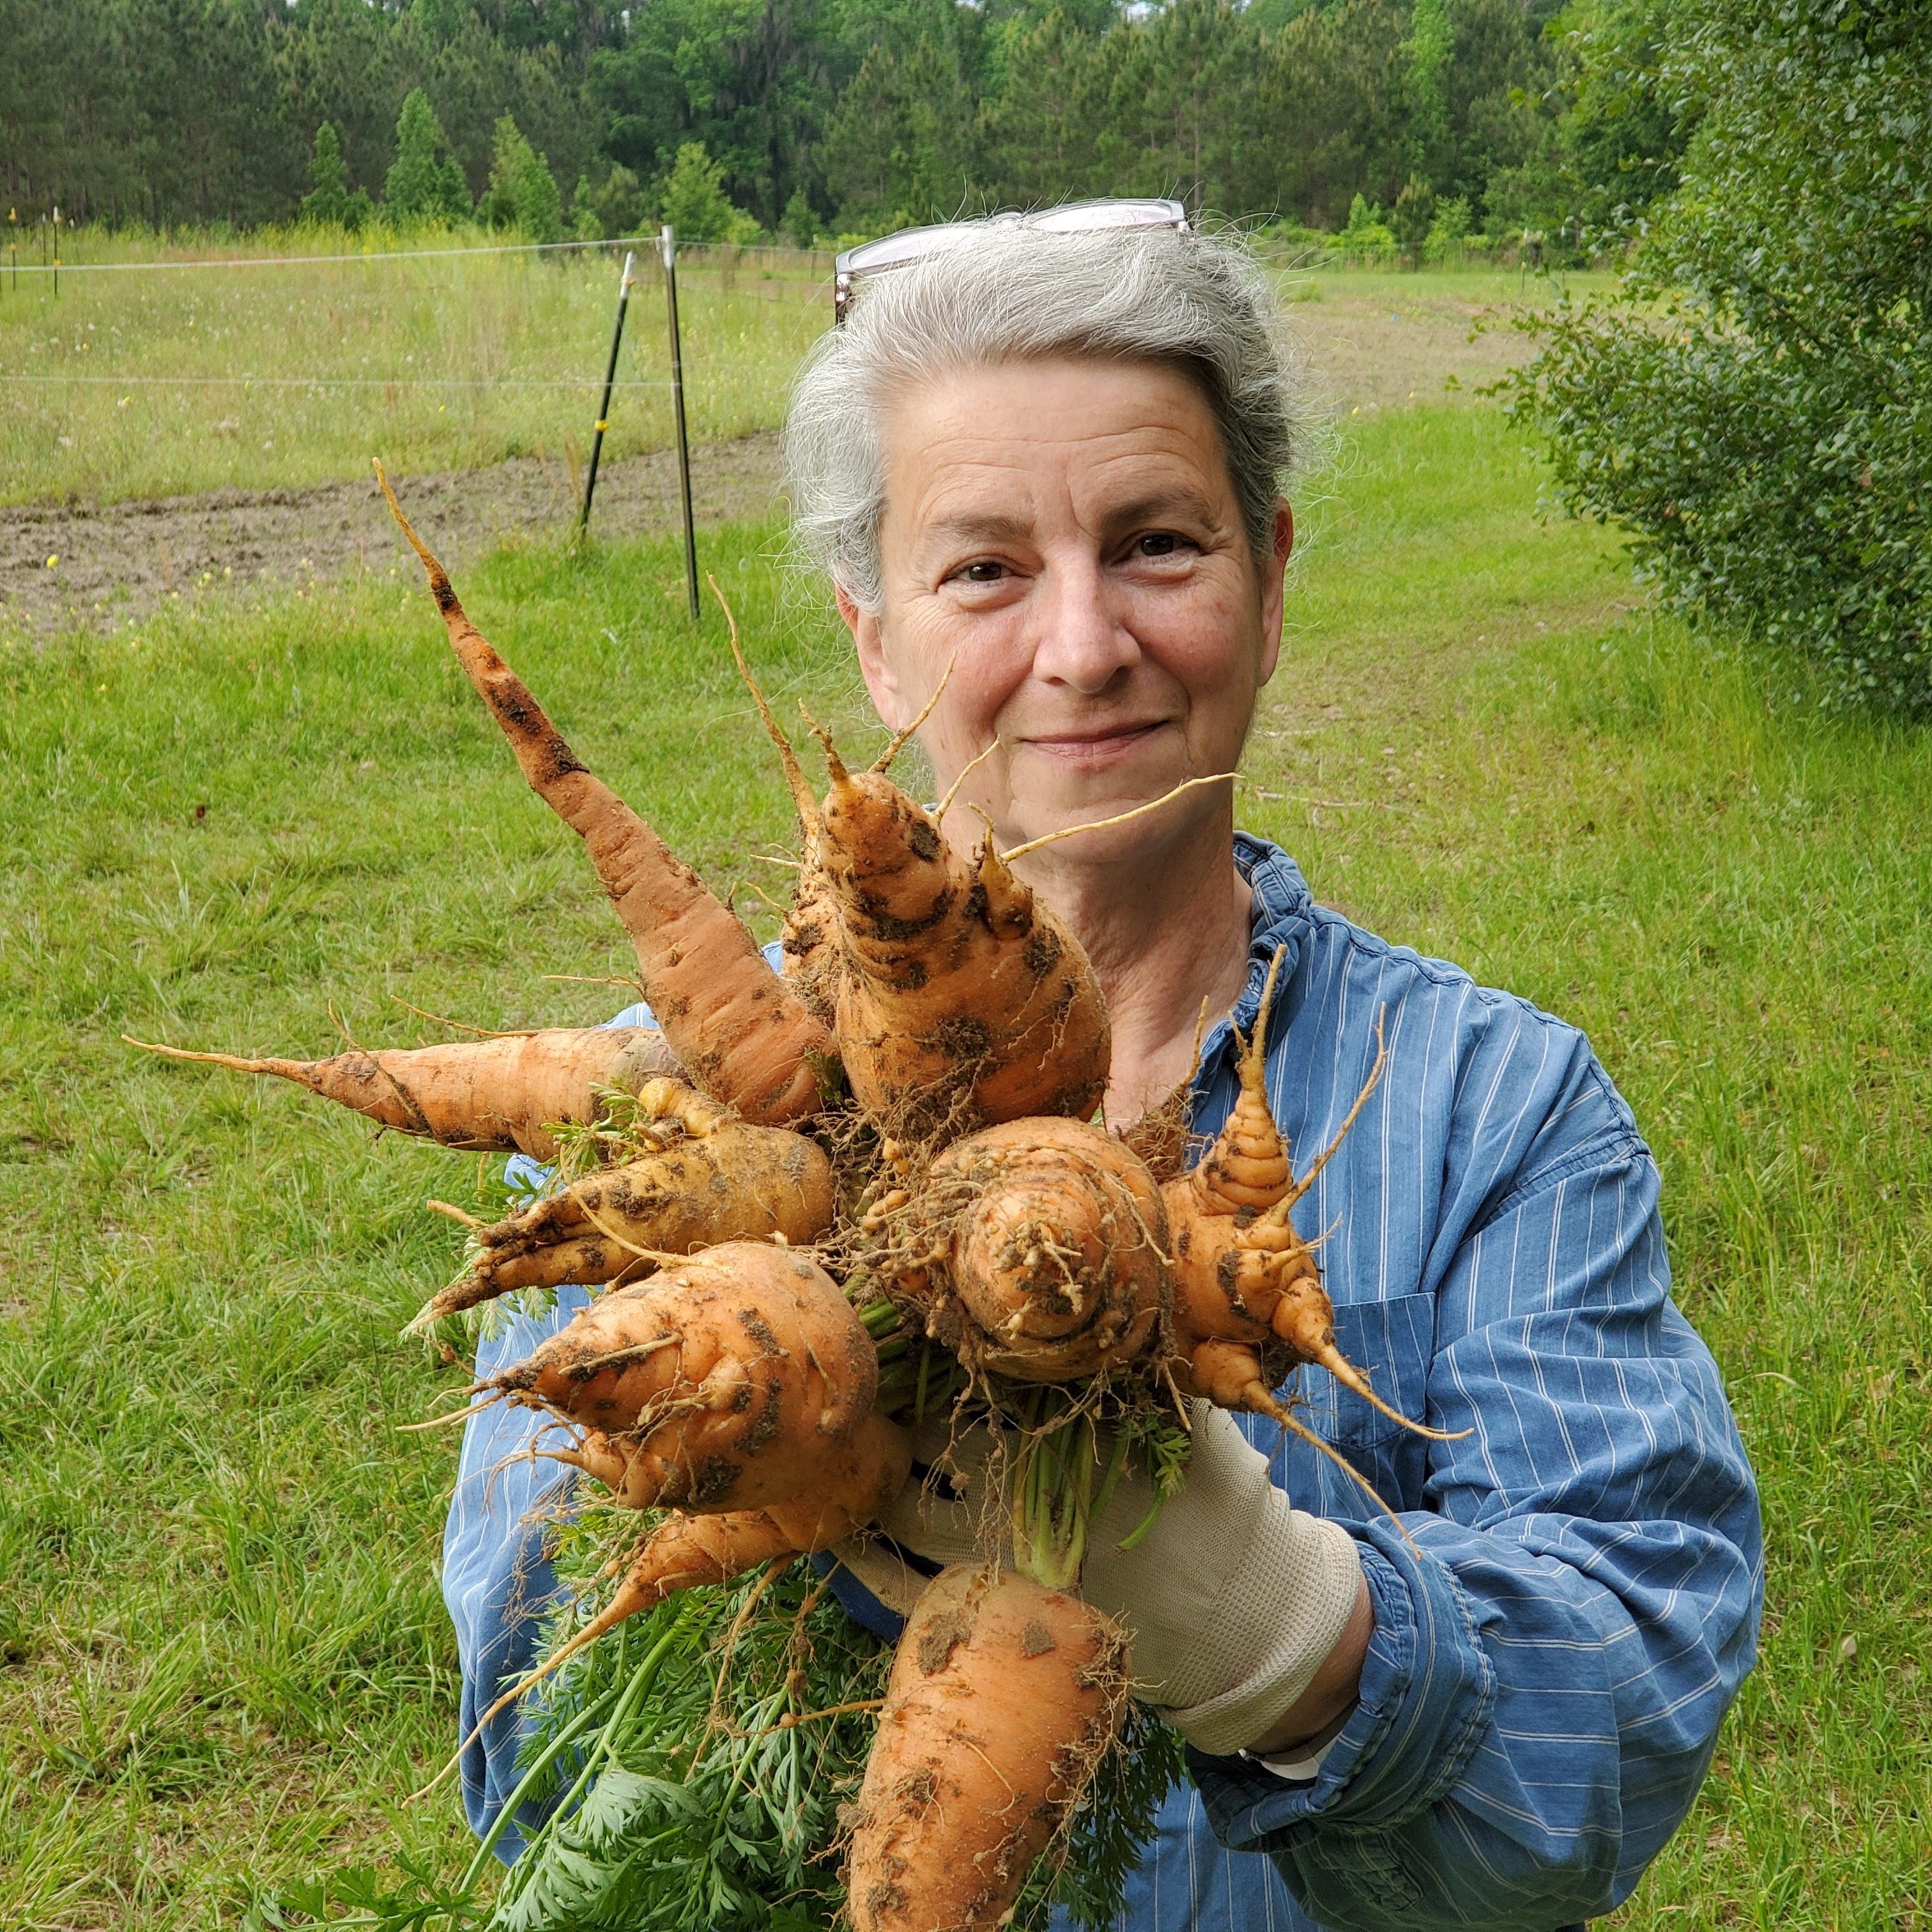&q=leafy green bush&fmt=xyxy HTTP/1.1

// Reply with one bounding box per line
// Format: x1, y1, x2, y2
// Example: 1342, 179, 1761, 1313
1327, 192, 1396, 264
1505, 0, 1931, 710
1423, 194, 1471, 264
